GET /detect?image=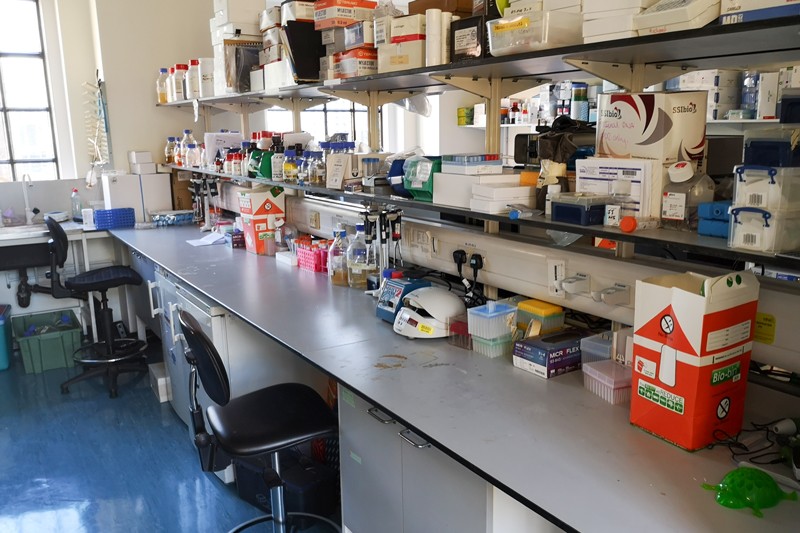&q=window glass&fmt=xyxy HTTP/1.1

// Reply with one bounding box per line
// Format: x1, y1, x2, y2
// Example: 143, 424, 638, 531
1, 57, 48, 108
301, 111, 325, 144
354, 112, 369, 146
0, 164, 11, 182
326, 98, 352, 111
0, 120, 9, 160
0, 0, 42, 54
8, 111, 55, 159
15, 161, 56, 181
